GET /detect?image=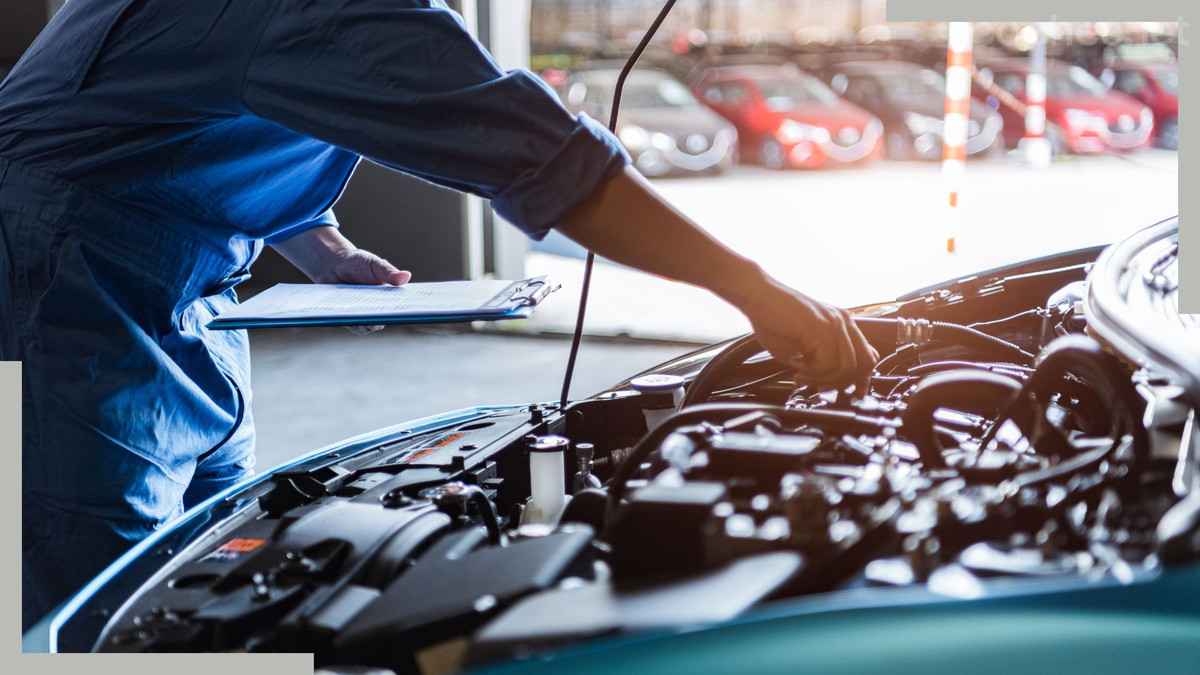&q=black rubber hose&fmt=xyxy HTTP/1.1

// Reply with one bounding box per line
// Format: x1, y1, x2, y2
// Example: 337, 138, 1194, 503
977, 335, 1147, 463
680, 334, 766, 409
605, 402, 898, 516
854, 317, 1036, 364
900, 370, 1024, 467
884, 360, 1032, 397
468, 487, 503, 545
906, 360, 1034, 377
1023, 335, 1148, 462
